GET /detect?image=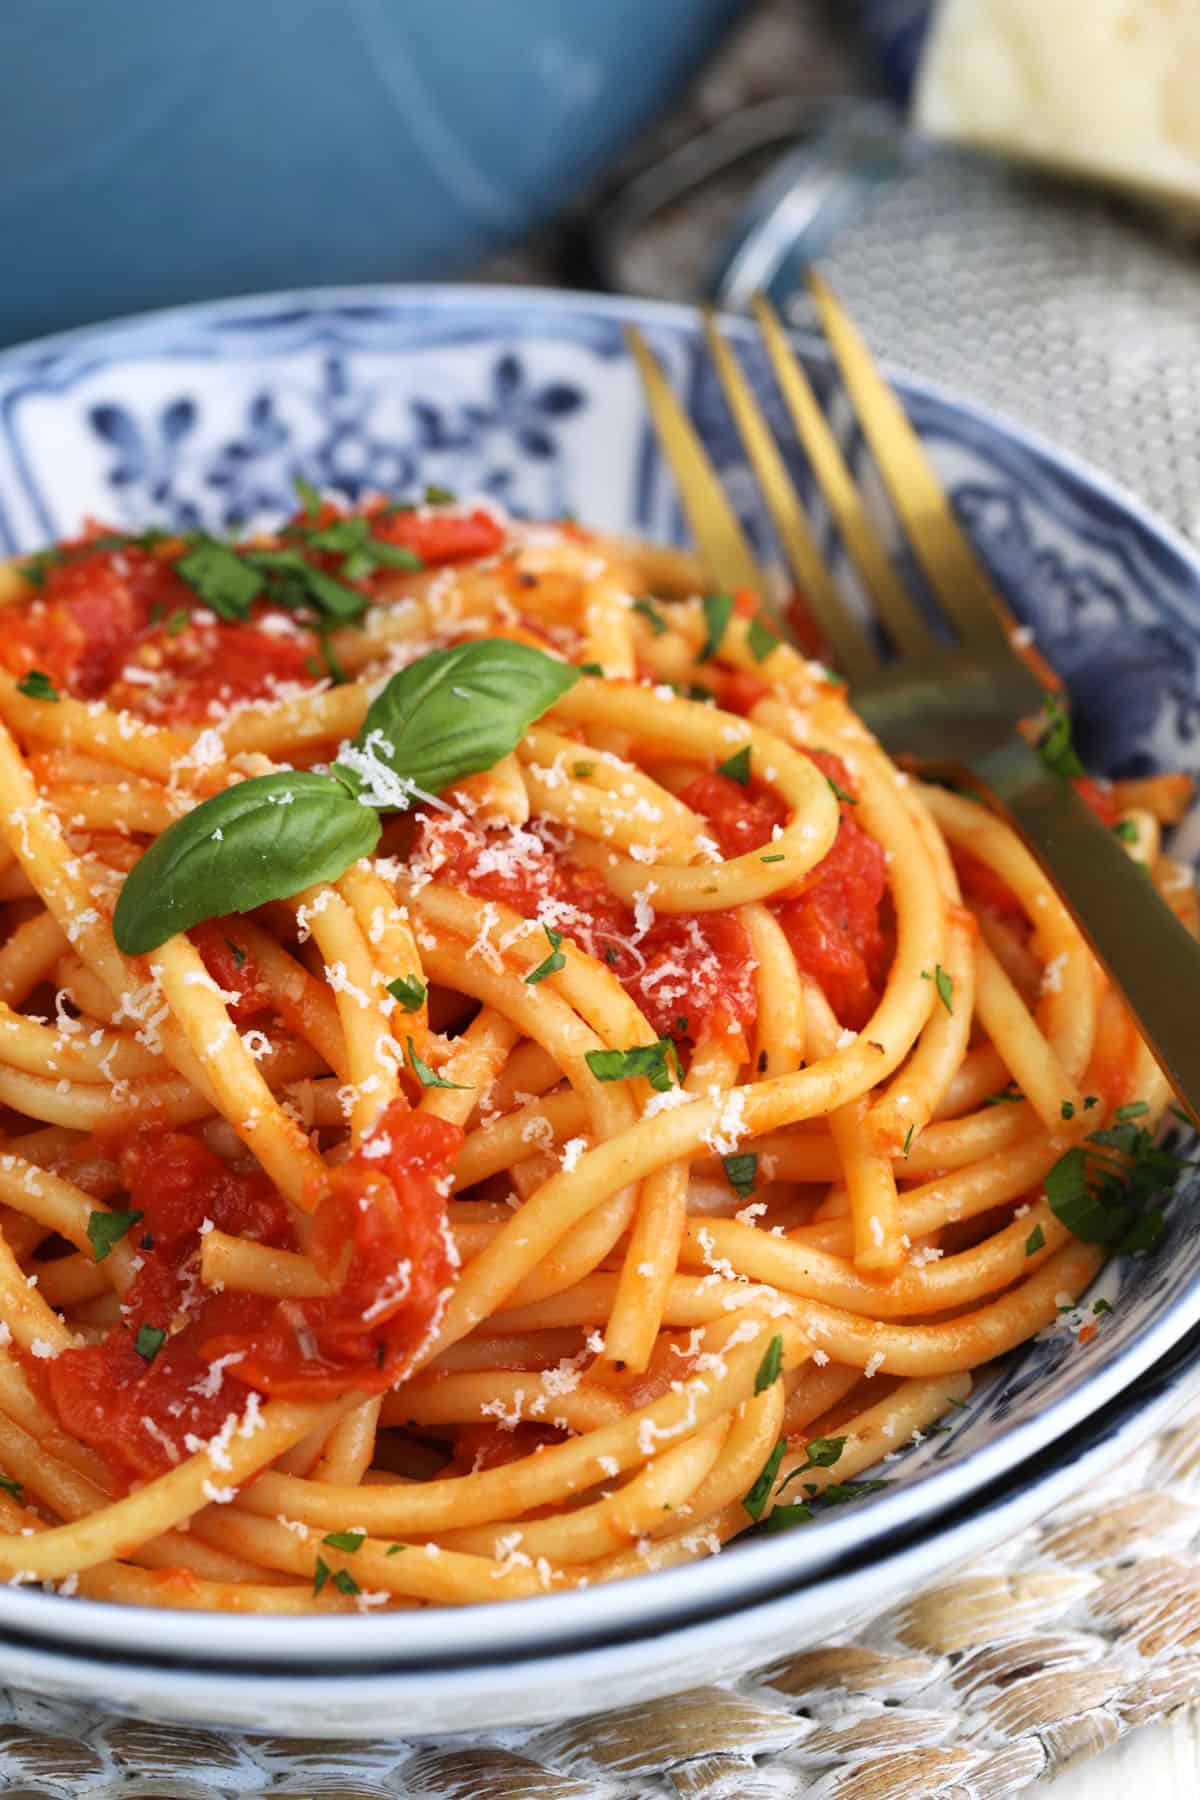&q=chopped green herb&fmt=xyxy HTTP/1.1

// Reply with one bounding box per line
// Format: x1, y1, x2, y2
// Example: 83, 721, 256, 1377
15, 669, 59, 703
134, 1323, 166, 1362
743, 1440, 785, 1521
176, 538, 263, 621
318, 632, 348, 686
525, 926, 566, 986
164, 607, 191, 637
87, 1208, 143, 1263
385, 1543, 405, 1555
797, 1435, 846, 1474
603, 947, 619, 966
1113, 819, 1139, 844
747, 613, 779, 662
818, 1479, 889, 1505
902, 1124, 914, 1158
699, 592, 734, 661
633, 596, 667, 636
322, 1530, 366, 1553
762, 1502, 814, 1532
294, 474, 322, 520
424, 483, 456, 505
826, 774, 858, 806
1084, 1095, 1098, 1110
921, 965, 954, 1014
387, 974, 426, 1012
1115, 1100, 1150, 1122
572, 761, 596, 779
982, 1089, 1024, 1107
682, 682, 716, 704
579, 662, 605, 676
675, 1016, 689, 1035
760, 853, 786, 863
718, 745, 751, 786
723, 1152, 757, 1199
0, 1475, 22, 1499
406, 1037, 468, 1091
1025, 1224, 1046, 1256
585, 1040, 676, 1094
754, 1334, 784, 1394
1036, 695, 1085, 780
1044, 1109, 1191, 1254
1061, 1100, 1075, 1120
